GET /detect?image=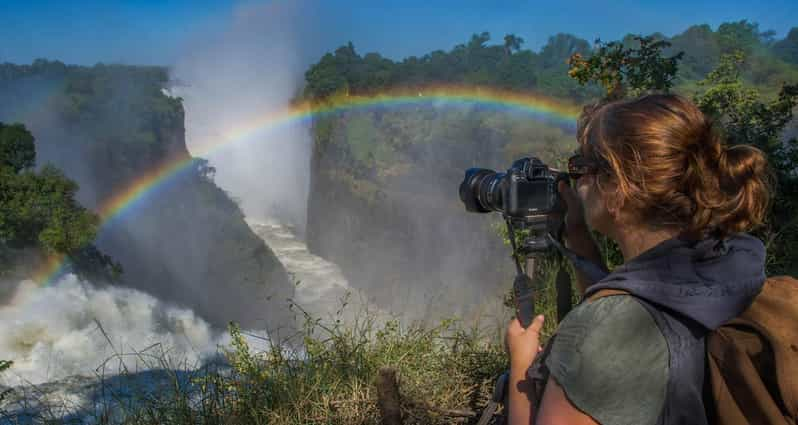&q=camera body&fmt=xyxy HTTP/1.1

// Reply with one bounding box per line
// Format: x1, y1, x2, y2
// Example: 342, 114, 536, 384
459, 157, 563, 220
